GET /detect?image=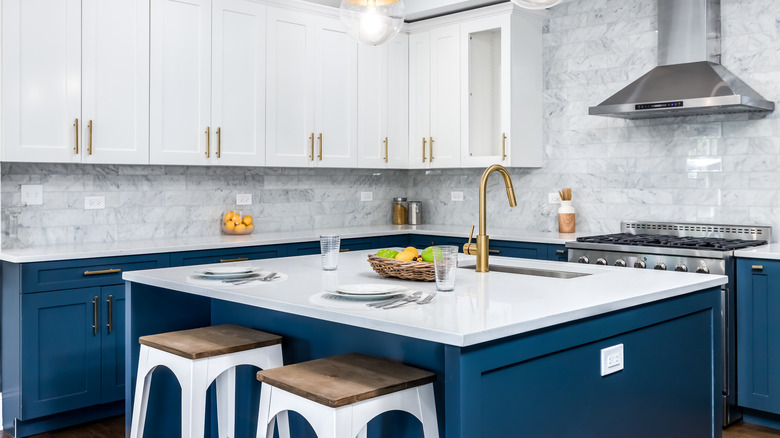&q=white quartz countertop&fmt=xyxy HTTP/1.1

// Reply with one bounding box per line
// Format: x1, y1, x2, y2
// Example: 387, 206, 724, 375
735, 244, 780, 260
0, 224, 585, 263
122, 250, 726, 347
